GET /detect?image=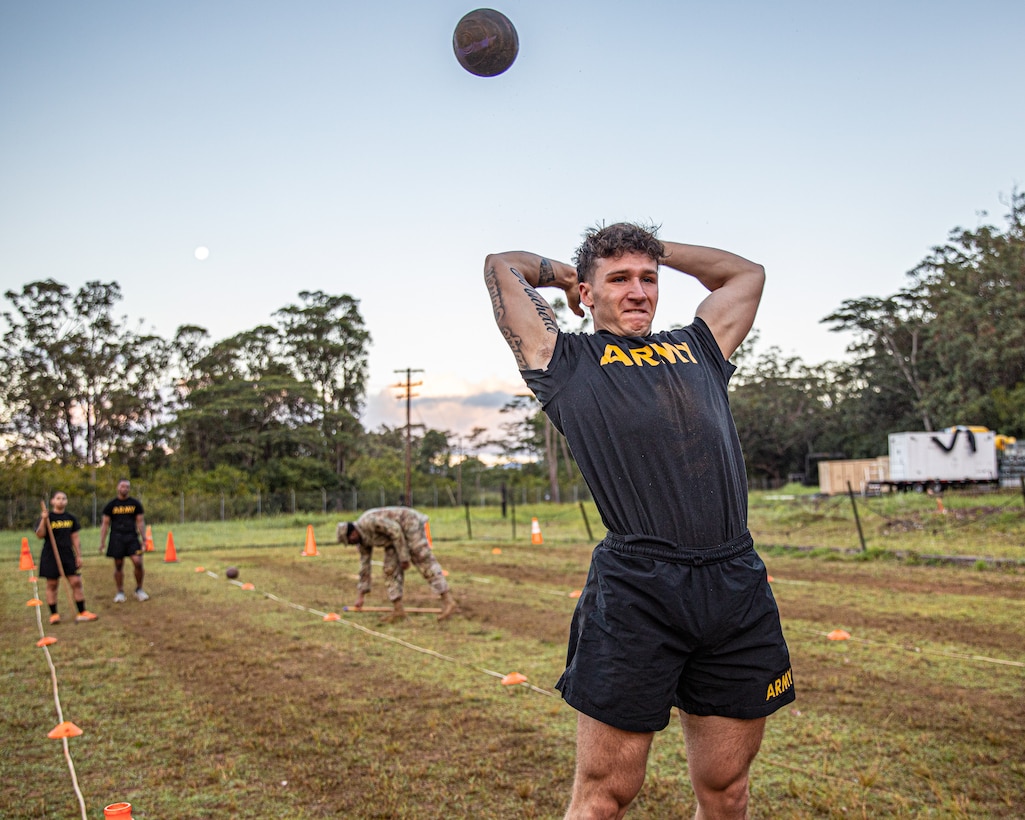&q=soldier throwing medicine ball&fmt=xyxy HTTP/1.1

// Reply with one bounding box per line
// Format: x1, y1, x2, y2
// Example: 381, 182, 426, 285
485, 224, 794, 819
337, 507, 458, 622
